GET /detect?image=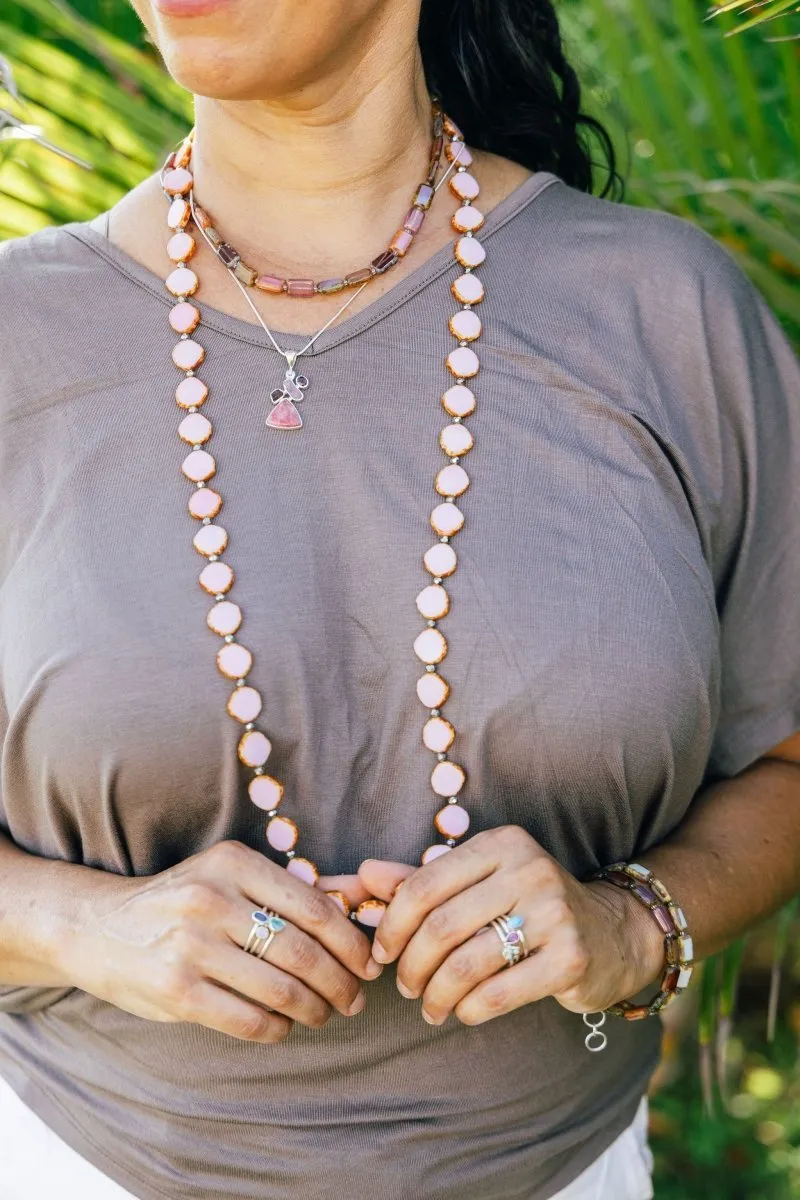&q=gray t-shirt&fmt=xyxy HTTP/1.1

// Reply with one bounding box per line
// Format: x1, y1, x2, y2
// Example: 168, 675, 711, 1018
1, 171, 799, 1200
